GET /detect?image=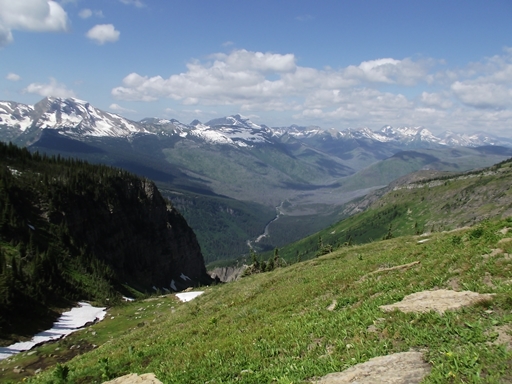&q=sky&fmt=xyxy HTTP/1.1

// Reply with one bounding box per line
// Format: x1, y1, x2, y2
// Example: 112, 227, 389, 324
1, 0, 512, 136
